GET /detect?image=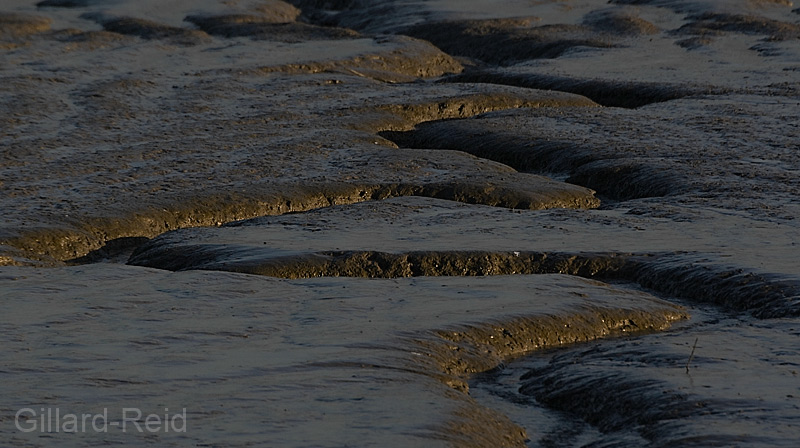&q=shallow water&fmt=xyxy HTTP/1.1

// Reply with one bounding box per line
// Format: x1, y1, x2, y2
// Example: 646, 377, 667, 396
2, 0, 800, 446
